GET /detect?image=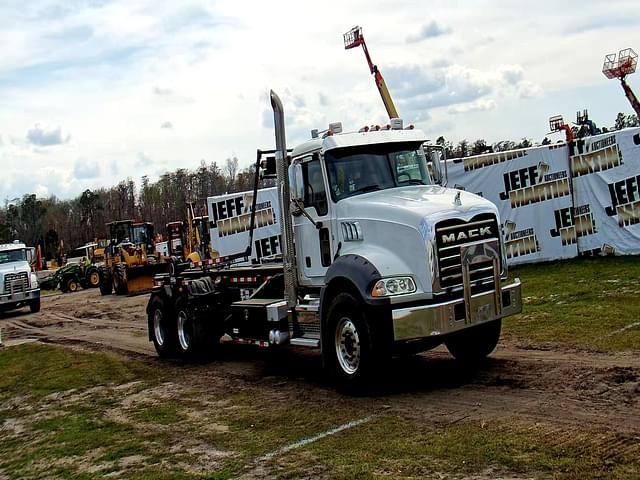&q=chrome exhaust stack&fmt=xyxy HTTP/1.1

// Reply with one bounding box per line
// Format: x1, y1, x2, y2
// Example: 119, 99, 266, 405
270, 90, 298, 308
